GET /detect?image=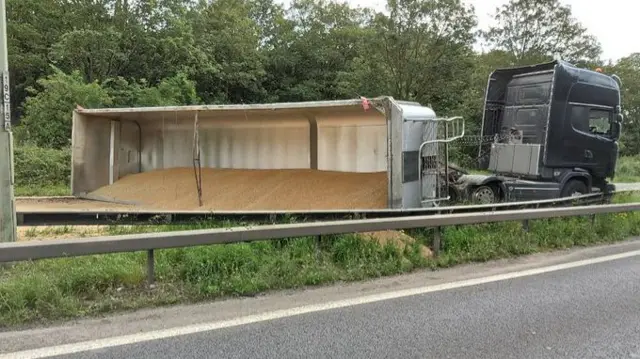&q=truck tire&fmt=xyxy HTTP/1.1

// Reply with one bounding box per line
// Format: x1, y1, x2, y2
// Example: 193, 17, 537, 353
560, 179, 588, 198
472, 184, 498, 204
